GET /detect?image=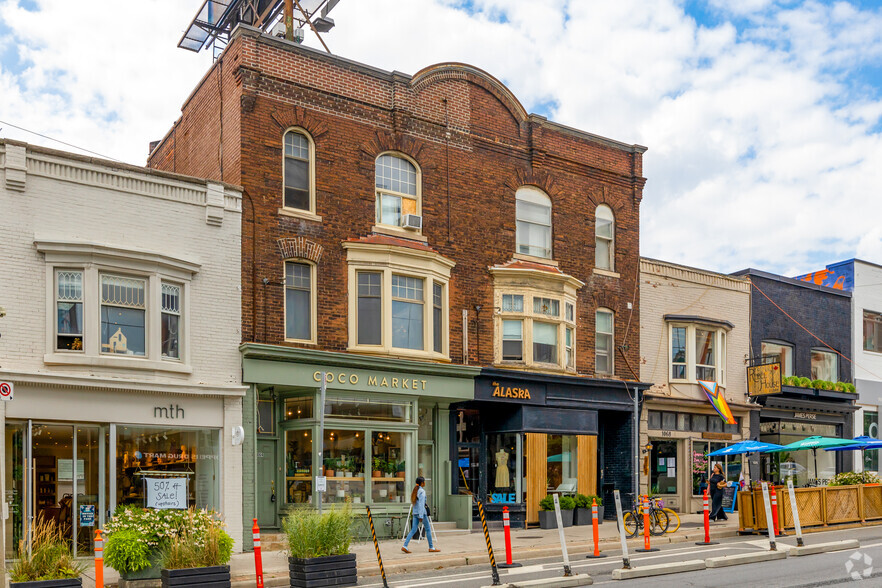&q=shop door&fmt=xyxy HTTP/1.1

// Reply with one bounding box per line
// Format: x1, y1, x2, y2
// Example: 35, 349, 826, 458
256, 439, 278, 528
650, 440, 679, 496
418, 445, 434, 516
